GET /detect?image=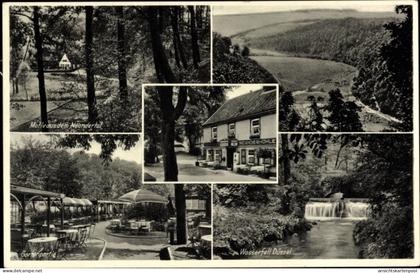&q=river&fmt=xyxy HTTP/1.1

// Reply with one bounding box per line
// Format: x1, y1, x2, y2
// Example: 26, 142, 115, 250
248, 220, 359, 259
